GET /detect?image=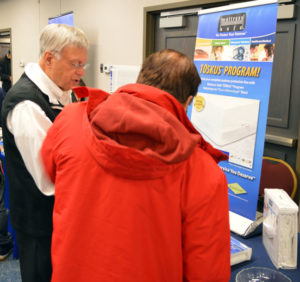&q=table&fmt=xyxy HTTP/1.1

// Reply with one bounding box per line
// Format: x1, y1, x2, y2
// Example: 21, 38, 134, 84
230, 233, 300, 281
